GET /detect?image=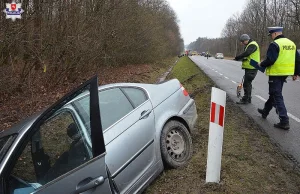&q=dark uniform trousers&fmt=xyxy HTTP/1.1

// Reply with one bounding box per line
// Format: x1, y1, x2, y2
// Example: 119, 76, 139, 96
243, 69, 258, 101
263, 76, 289, 124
